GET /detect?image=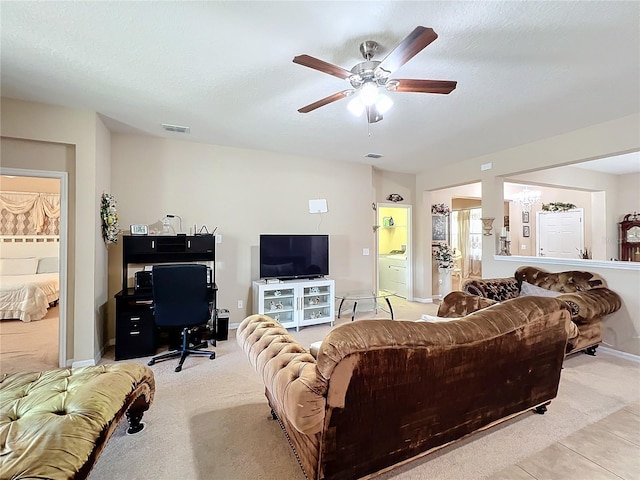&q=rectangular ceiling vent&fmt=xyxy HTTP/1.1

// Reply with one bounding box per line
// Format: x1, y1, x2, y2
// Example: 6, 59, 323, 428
161, 123, 190, 134
365, 153, 384, 159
